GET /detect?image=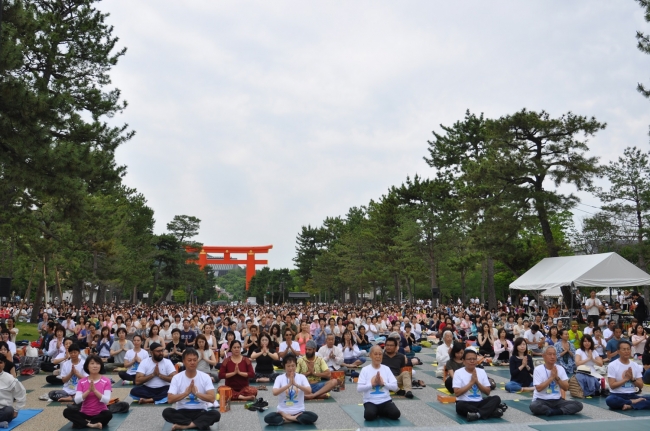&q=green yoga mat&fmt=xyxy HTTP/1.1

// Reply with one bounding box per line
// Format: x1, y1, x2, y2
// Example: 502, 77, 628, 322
305, 395, 336, 403
502, 399, 587, 421
426, 401, 505, 424
582, 395, 650, 416
484, 367, 512, 377
340, 404, 414, 427
47, 400, 76, 407
256, 407, 318, 430
58, 411, 131, 431
530, 420, 648, 431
